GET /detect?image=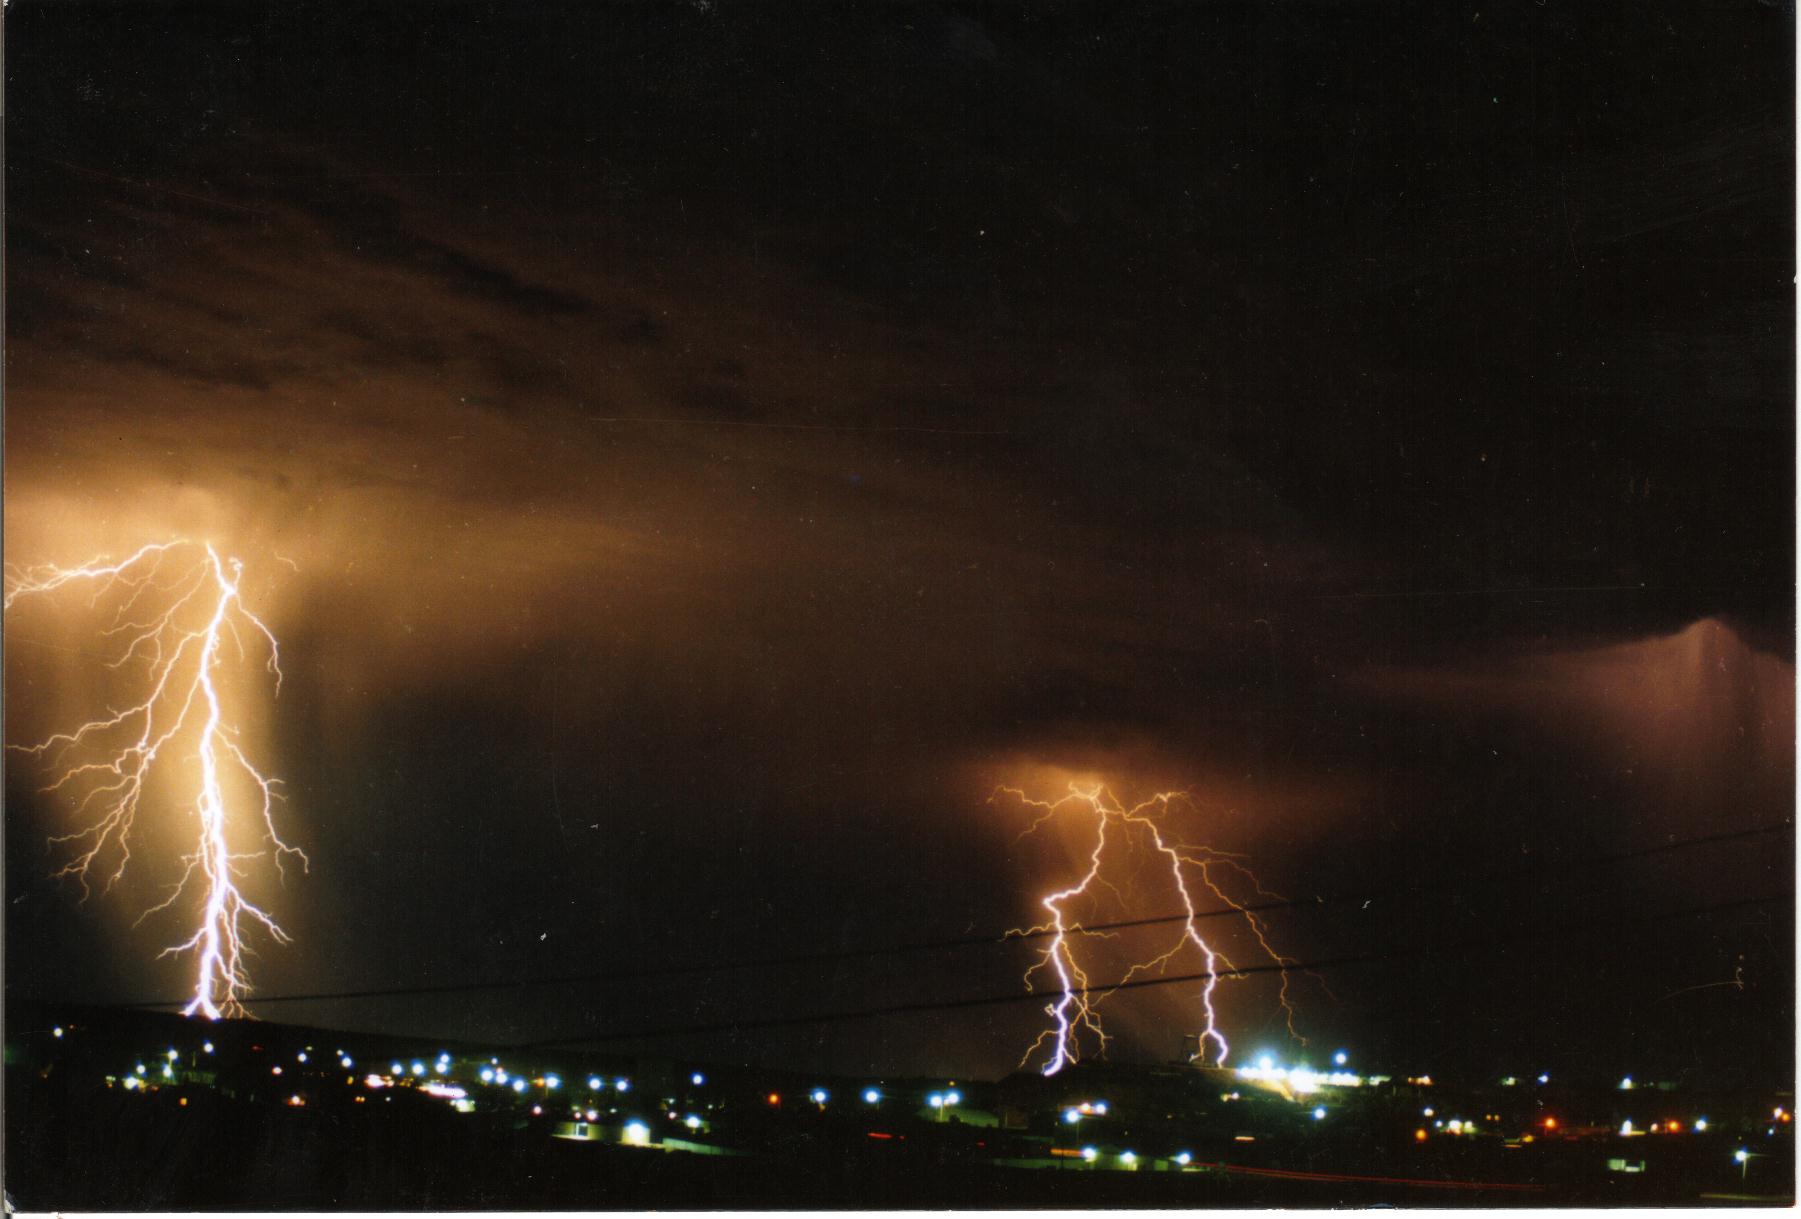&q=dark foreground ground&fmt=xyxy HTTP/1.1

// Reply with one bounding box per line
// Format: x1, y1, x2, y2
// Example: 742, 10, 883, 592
9, 1065, 1793, 1210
